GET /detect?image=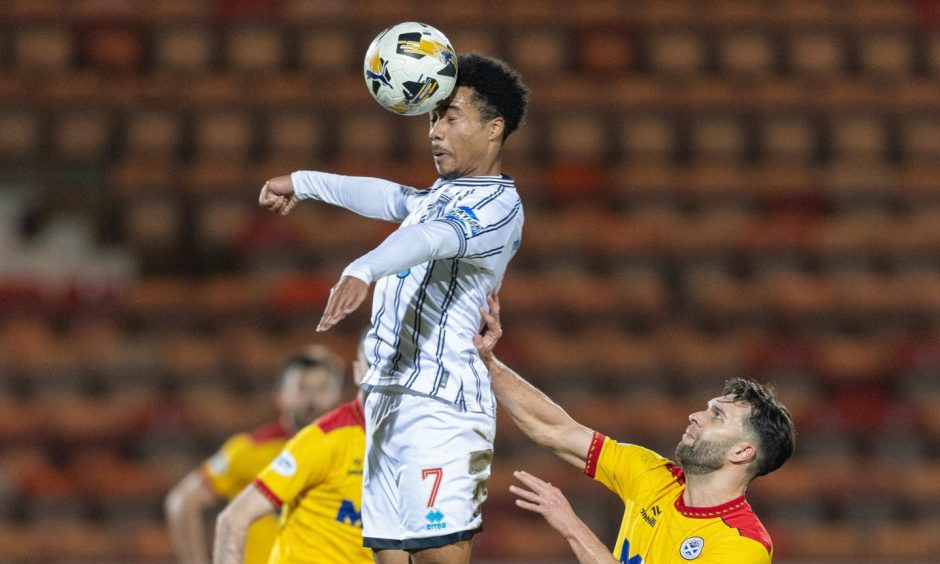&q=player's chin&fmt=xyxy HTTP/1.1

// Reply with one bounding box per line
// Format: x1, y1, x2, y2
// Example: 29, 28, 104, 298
434, 163, 459, 180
